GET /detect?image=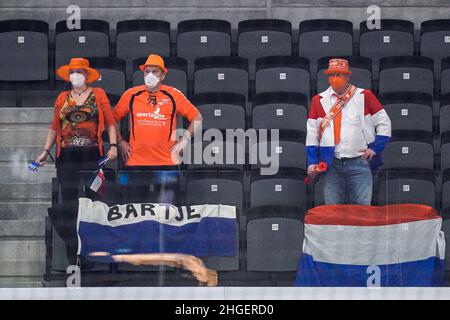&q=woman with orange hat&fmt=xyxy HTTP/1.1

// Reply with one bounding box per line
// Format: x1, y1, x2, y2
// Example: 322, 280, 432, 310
35, 57, 117, 202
